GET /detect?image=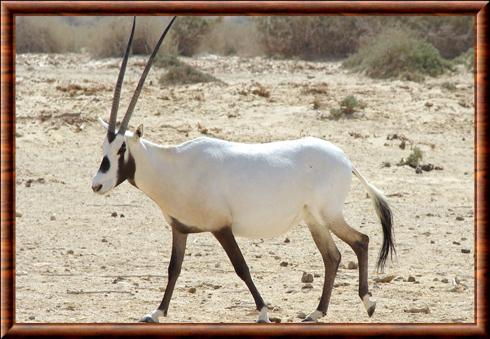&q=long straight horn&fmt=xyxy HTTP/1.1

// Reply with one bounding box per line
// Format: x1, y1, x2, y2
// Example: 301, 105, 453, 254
118, 16, 177, 135
108, 17, 136, 136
